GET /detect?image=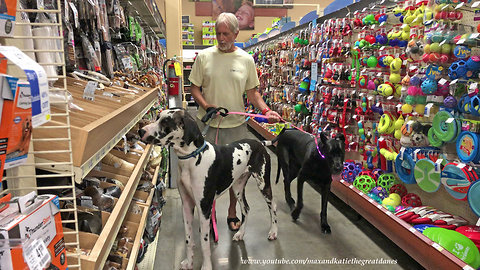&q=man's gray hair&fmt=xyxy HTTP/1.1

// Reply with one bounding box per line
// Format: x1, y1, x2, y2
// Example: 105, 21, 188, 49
215, 13, 239, 34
